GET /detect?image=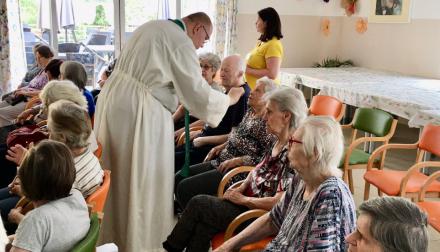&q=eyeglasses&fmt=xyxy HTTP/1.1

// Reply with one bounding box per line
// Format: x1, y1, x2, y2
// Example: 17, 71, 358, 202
288, 136, 303, 148
200, 64, 212, 70
202, 25, 210, 42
